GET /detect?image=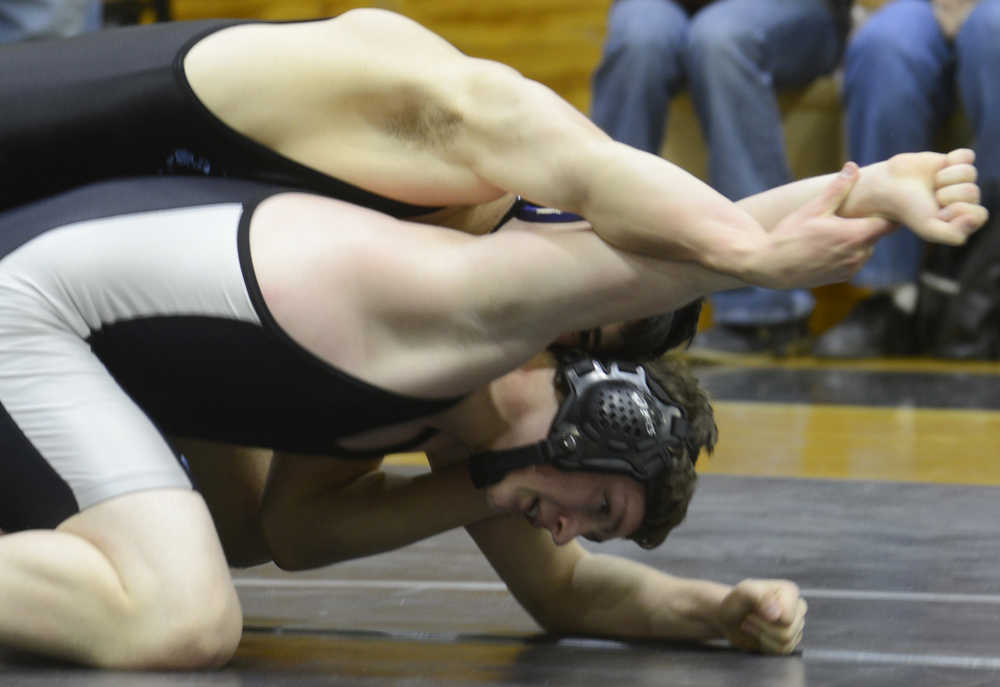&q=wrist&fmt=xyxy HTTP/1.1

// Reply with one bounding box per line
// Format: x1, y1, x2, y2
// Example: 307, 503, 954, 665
839, 160, 894, 221
700, 581, 736, 639
650, 578, 733, 641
